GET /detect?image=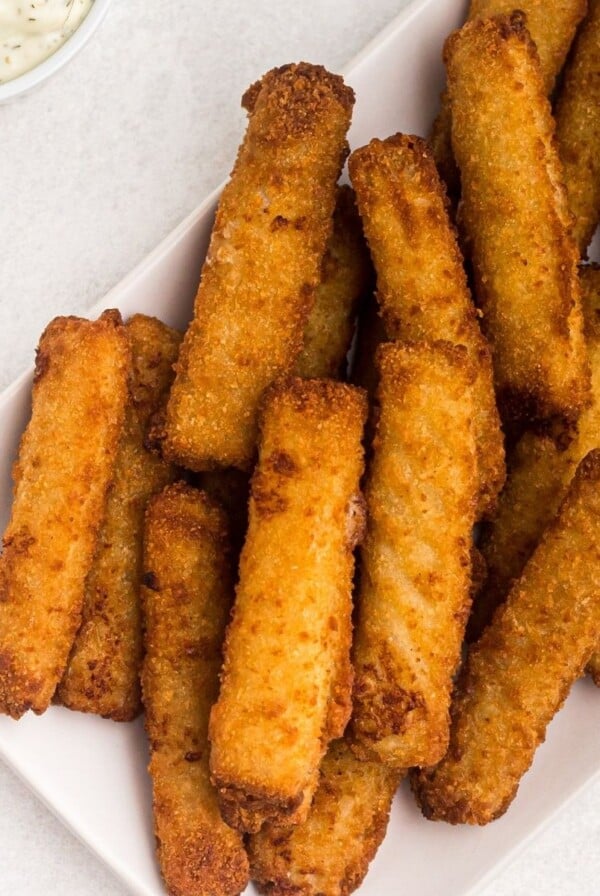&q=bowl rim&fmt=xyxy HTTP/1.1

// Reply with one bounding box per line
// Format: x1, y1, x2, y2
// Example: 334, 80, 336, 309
0, 0, 112, 102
